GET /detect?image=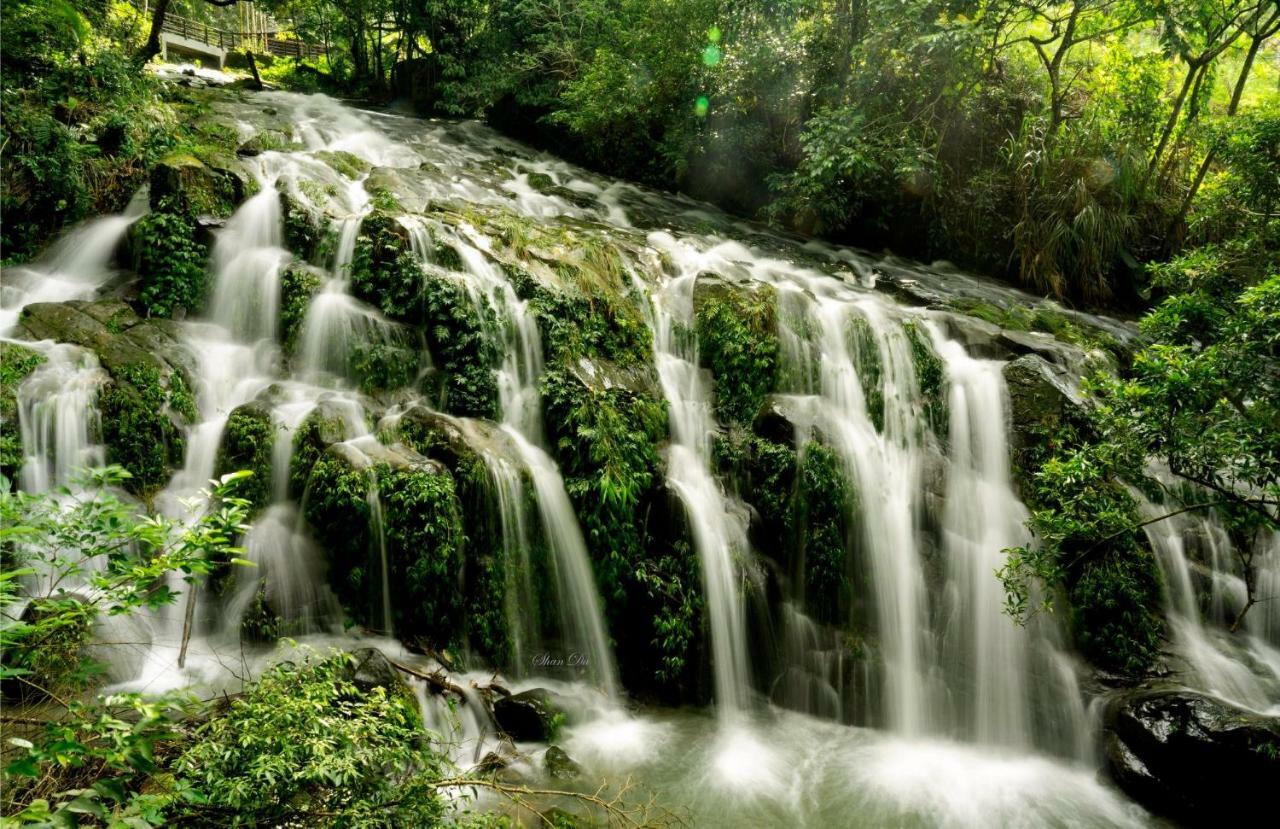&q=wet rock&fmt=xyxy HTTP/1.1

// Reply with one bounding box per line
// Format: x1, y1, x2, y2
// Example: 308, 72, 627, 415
494, 688, 566, 742
237, 129, 295, 157
1104, 690, 1280, 824
1002, 353, 1084, 478
543, 745, 581, 780
17, 301, 195, 493
150, 152, 240, 217
347, 647, 406, 696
